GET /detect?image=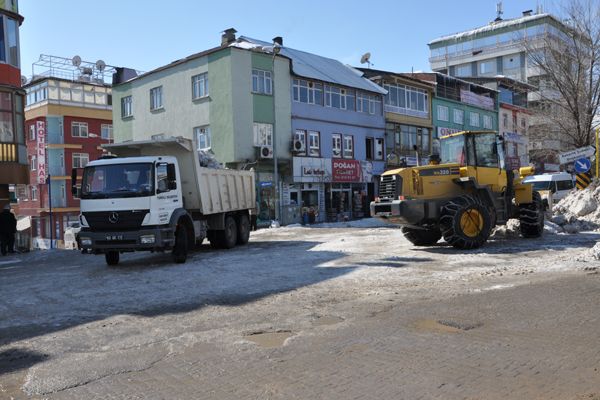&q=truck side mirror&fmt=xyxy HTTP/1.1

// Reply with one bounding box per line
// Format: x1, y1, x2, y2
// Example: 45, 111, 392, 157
71, 168, 80, 197
167, 164, 177, 190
